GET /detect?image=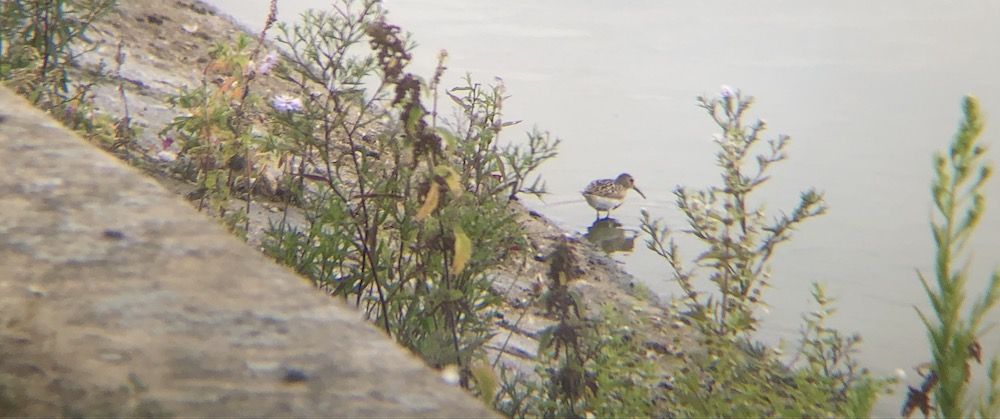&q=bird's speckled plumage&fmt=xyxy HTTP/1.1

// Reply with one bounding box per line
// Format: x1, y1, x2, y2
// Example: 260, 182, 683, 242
582, 173, 647, 218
